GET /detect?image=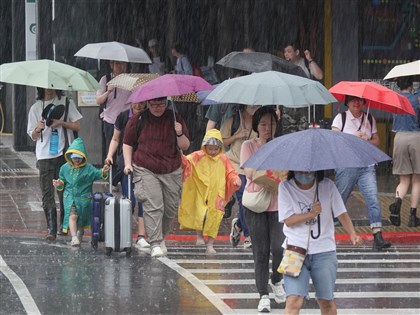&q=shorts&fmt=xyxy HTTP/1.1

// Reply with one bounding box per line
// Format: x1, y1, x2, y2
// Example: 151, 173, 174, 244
70, 204, 78, 215
284, 250, 338, 300
393, 132, 420, 175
